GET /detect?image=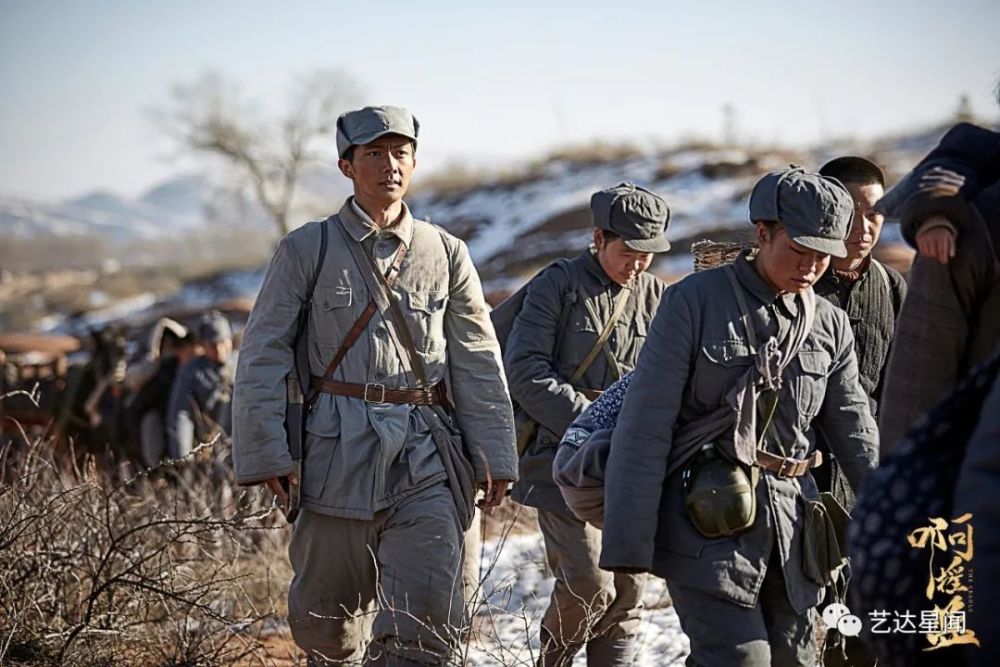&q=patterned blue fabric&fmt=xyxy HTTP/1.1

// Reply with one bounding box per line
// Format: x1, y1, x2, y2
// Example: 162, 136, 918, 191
588, 372, 633, 430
